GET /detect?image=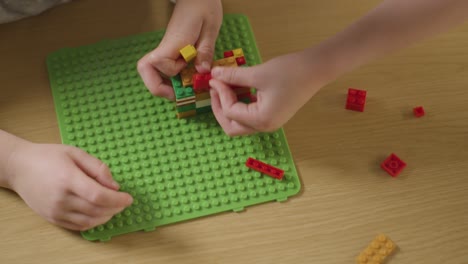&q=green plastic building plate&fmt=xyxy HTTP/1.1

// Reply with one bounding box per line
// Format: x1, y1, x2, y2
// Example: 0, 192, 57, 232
46, 14, 301, 241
